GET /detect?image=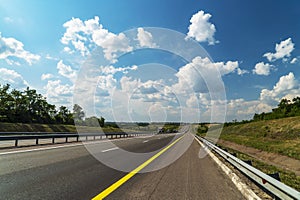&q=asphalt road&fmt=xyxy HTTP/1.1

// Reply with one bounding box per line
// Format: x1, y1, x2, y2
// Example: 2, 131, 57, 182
0, 133, 245, 200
